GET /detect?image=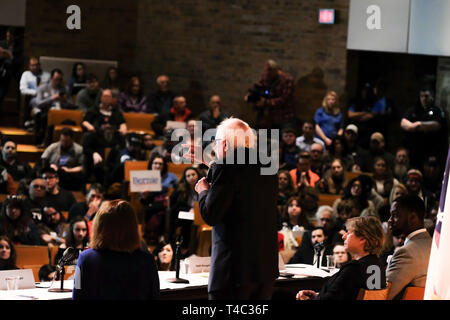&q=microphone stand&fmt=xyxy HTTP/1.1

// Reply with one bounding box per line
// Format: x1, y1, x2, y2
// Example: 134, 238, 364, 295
48, 248, 78, 293
48, 265, 72, 293
167, 237, 189, 284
